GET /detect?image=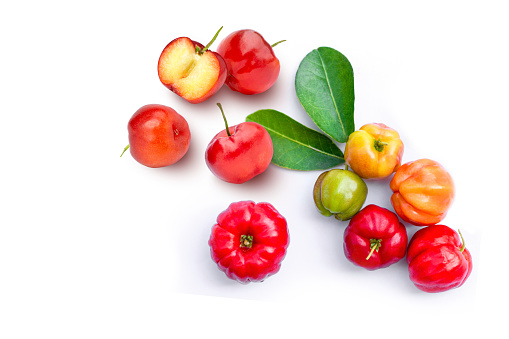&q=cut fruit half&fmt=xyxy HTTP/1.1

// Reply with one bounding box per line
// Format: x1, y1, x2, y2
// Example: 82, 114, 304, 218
157, 37, 226, 104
